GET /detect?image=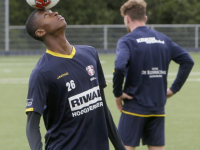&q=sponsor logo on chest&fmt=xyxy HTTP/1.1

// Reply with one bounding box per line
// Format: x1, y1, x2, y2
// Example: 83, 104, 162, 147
68, 86, 103, 117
